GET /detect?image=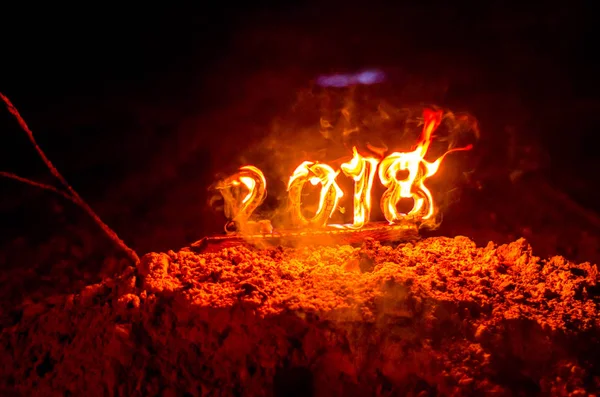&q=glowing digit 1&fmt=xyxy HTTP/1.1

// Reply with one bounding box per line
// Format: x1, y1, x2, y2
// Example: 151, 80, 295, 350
287, 161, 343, 228
340, 147, 380, 228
